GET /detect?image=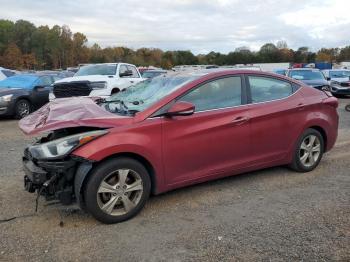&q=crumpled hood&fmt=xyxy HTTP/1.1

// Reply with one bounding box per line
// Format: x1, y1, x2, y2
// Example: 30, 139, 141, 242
19, 97, 132, 136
